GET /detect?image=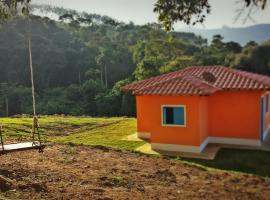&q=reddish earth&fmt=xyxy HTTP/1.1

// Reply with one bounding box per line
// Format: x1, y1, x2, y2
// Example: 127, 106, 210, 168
0, 144, 269, 200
